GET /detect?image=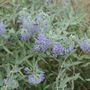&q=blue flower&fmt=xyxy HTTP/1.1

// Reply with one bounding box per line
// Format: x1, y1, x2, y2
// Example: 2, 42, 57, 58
24, 67, 29, 71
53, 54, 57, 58
53, 42, 64, 56
53, 42, 62, 54
28, 73, 45, 84
36, 14, 48, 31
64, 8, 68, 15
64, 48, 69, 54
10, 84, 19, 90
80, 40, 90, 51
69, 47, 74, 52
18, 11, 29, 21
24, 67, 30, 74
0, 22, 6, 35
34, 33, 52, 52
18, 11, 49, 41
18, 11, 43, 41
8, 78, 12, 82
52, 41, 74, 57
4, 35, 10, 39
20, 28, 32, 41
43, 25, 48, 31
33, 24, 41, 32
34, 45, 40, 51
3, 79, 6, 83
10, 31, 14, 34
